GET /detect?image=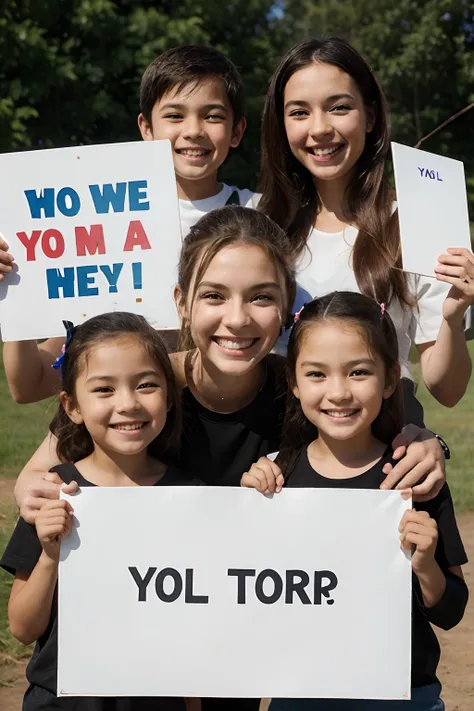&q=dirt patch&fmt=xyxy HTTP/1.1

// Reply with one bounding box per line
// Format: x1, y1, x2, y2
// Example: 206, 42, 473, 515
1, 476, 473, 710
435, 512, 474, 710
